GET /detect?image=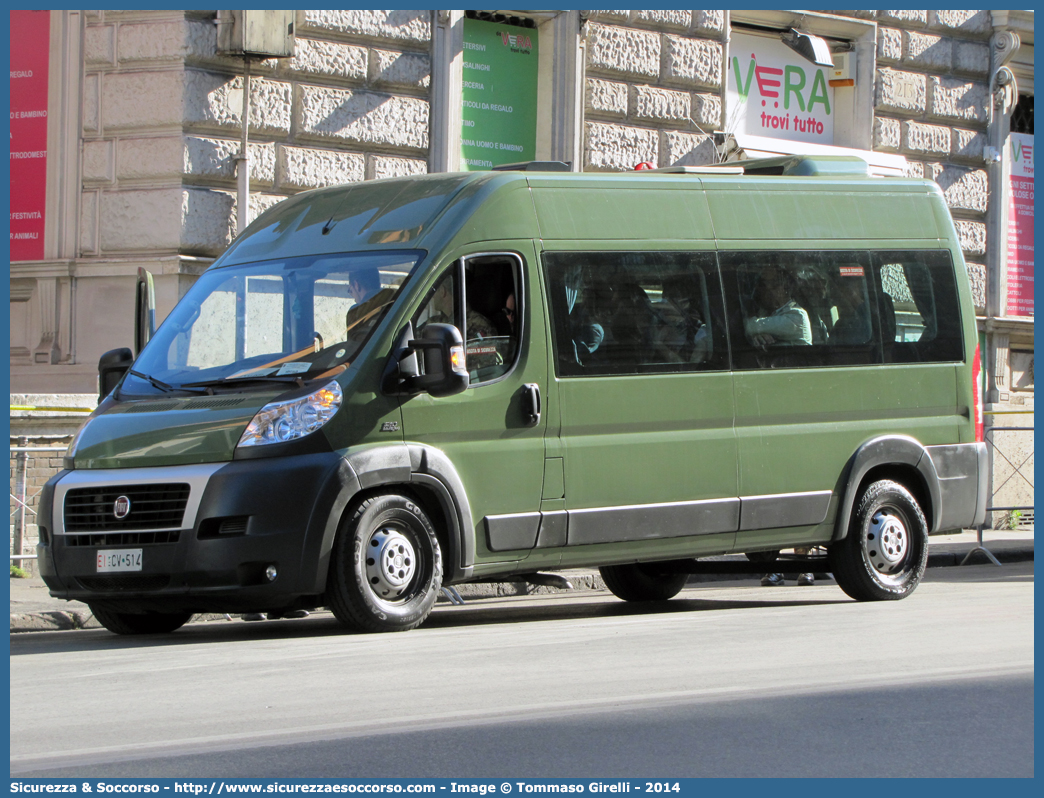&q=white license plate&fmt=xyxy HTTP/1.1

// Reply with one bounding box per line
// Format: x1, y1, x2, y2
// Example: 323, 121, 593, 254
97, 549, 143, 573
